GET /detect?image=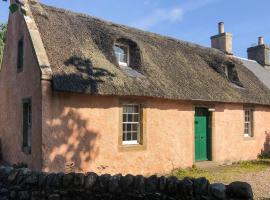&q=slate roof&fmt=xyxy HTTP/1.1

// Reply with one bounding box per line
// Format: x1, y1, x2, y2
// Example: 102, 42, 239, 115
237, 57, 270, 90
28, 2, 270, 105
